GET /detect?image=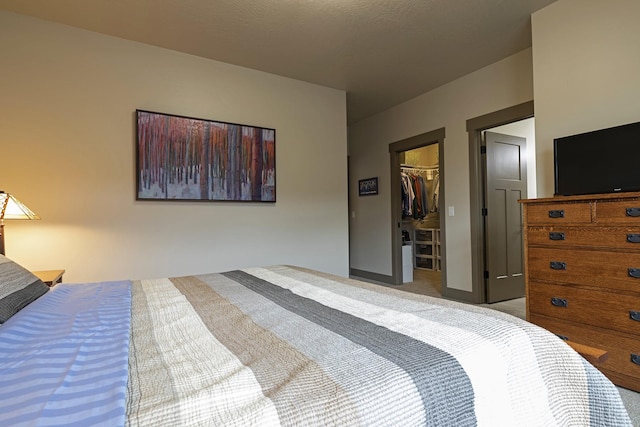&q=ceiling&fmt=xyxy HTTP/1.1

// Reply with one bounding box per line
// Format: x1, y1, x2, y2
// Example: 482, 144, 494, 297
0, 0, 556, 124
